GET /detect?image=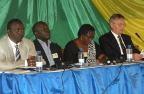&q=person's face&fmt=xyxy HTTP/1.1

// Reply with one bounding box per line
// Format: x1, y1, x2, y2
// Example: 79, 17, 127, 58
8, 22, 24, 43
82, 31, 95, 45
35, 24, 50, 41
110, 18, 125, 35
